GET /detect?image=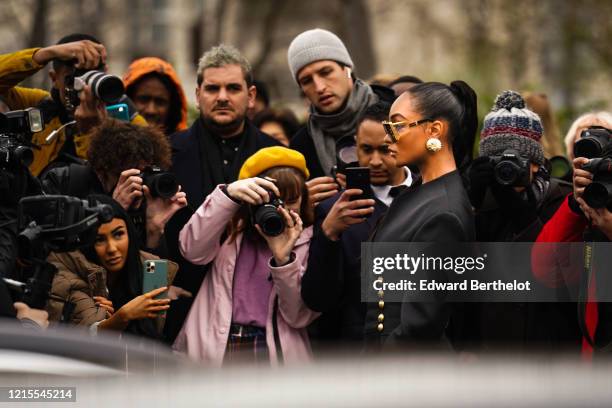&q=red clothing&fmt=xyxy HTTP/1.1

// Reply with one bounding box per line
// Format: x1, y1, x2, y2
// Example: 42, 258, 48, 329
533, 194, 596, 359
